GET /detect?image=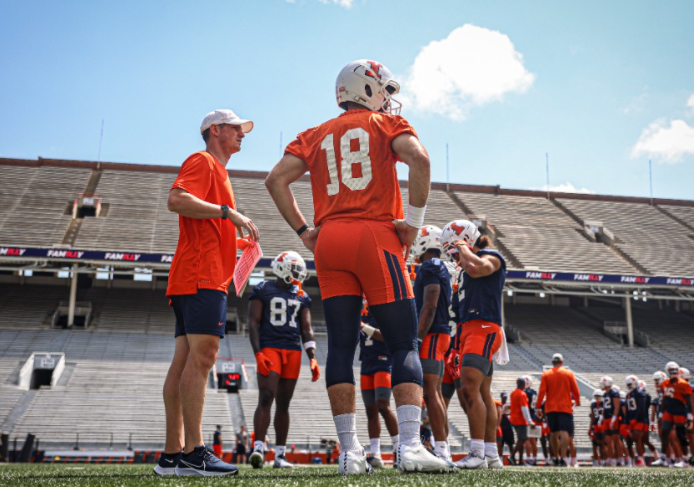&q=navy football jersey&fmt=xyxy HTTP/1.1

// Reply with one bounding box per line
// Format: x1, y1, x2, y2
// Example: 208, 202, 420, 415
456, 249, 506, 325
359, 306, 392, 375
590, 400, 603, 425
413, 258, 452, 335
602, 388, 620, 419
626, 389, 648, 422
249, 280, 311, 351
